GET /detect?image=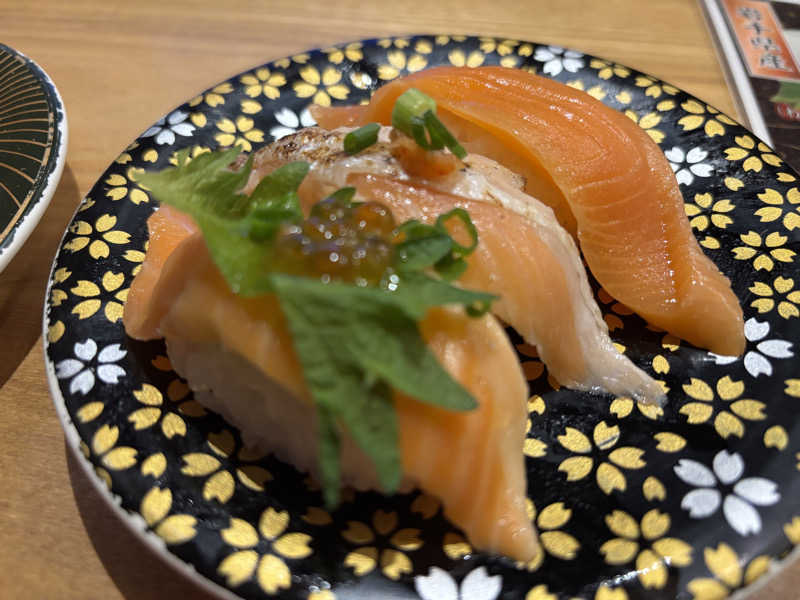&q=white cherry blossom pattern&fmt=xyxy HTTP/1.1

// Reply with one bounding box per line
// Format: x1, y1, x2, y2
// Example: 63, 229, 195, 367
674, 449, 780, 536
55, 339, 127, 395
533, 45, 584, 76
269, 106, 316, 140
712, 317, 794, 377
141, 110, 196, 145
665, 146, 714, 186
415, 566, 502, 600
